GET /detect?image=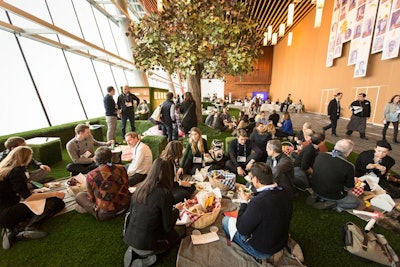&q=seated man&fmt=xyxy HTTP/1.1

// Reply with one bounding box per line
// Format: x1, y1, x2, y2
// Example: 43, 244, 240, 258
222, 162, 293, 263
355, 140, 400, 198
256, 111, 269, 125
124, 132, 153, 186
294, 122, 312, 146
225, 129, 262, 176
266, 140, 295, 197
66, 124, 112, 176
293, 133, 325, 190
311, 139, 362, 212
205, 110, 216, 127
0, 136, 54, 184
75, 146, 130, 220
